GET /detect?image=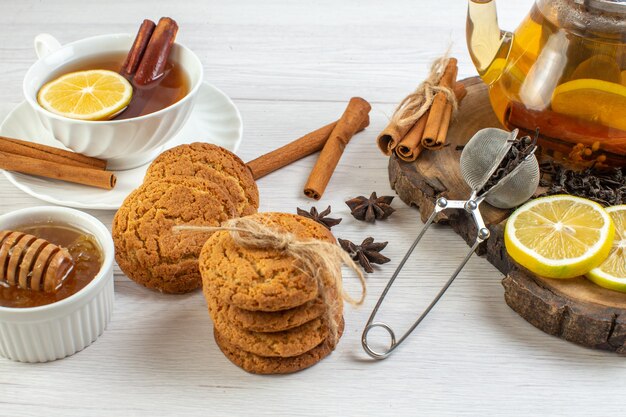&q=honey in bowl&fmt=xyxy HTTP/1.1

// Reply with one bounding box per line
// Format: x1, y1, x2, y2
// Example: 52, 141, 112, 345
0, 223, 103, 308
38, 51, 189, 121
